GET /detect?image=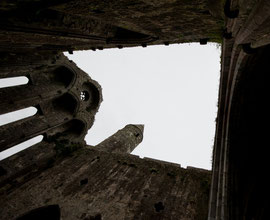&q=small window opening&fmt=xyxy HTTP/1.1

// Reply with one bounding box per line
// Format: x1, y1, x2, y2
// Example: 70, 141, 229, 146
0, 107, 37, 126
0, 166, 7, 176
80, 91, 90, 101
16, 205, 60, 220
154, 202, 165, 212
0, 135, 43, 160
135, 133, 140, 137
53, 66, 74, 88
0, 76, 29, 88
82, 82, 100, 112
80, 178, 88, 185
